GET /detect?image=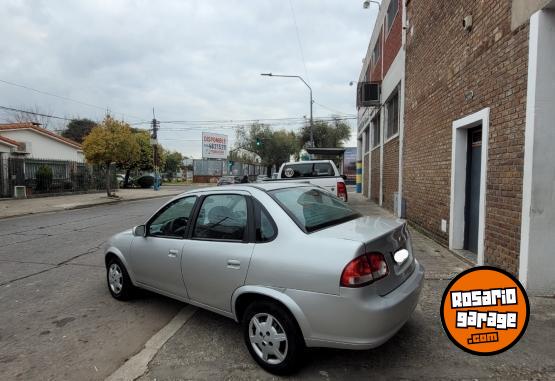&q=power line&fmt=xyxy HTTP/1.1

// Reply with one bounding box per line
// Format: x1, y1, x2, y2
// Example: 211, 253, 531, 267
156, 117, 356, 135
0, 78, 146, 121
131, 116, 355, 127
0, 105, 73, 121
288, 0, 310, 84
0, 104, 355, 130
313, 101, 355, 116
